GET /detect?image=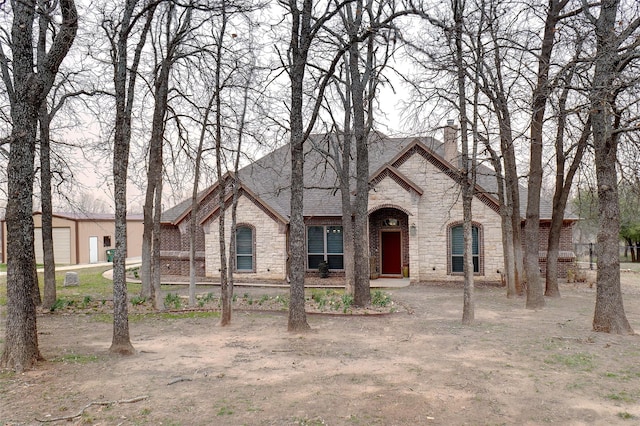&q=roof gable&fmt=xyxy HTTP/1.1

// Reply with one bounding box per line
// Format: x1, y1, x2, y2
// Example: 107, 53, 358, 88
199, 186, 288, 226
384, 139, 502, 215
369, 165, 424, 196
